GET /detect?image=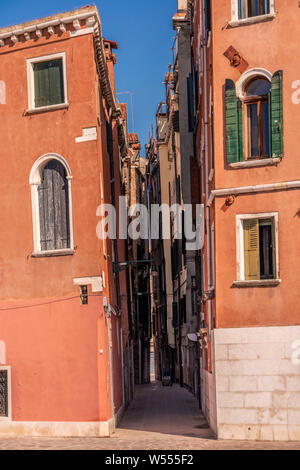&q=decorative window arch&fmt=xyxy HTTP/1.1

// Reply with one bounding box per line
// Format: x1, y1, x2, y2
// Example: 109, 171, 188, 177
236, 68, 273, 100
29, 154, 74, 254
231, 0, 275, 23
225, 68, 283, 164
